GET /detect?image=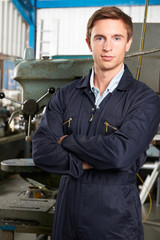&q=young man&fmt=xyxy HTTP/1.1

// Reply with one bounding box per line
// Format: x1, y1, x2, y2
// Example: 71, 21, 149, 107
32, 7, 160, 240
